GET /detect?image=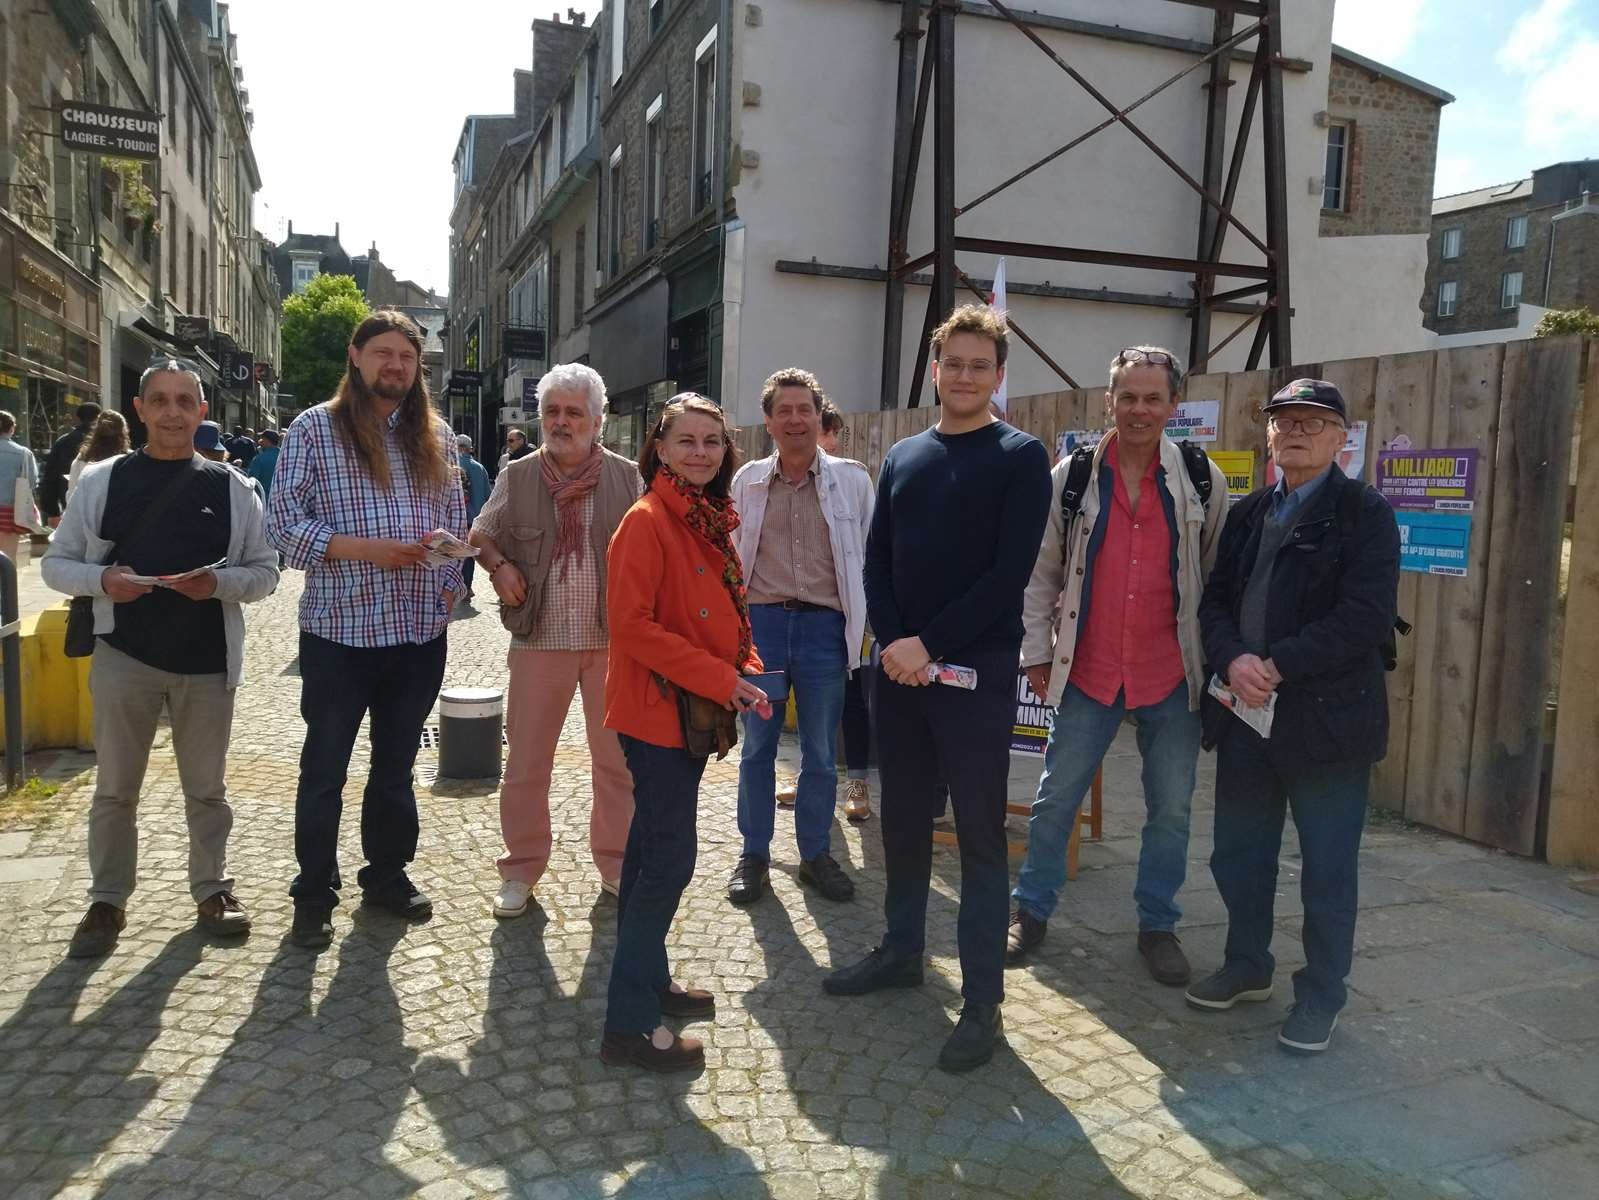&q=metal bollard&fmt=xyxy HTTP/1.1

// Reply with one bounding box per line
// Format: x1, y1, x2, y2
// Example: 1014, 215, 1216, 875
437, 687, 504, 779
0, 553, 23, 790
